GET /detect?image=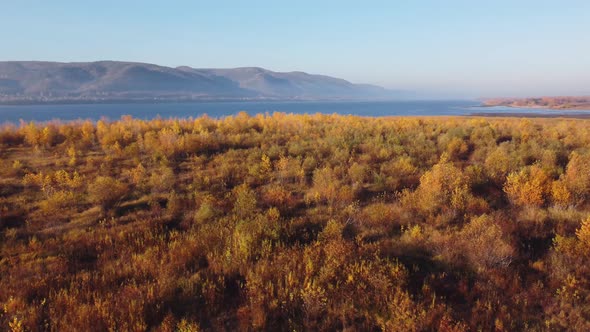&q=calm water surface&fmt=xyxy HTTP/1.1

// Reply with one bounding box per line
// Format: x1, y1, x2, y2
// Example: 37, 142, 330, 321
1, 100, 590, 123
